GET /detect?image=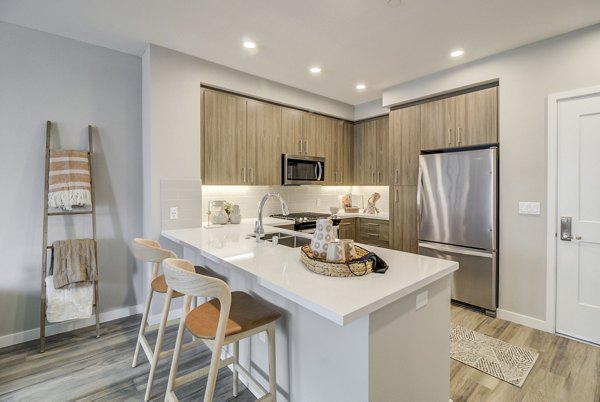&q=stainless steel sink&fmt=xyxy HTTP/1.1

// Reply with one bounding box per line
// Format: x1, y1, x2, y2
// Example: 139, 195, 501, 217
247, 232, 311, 248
